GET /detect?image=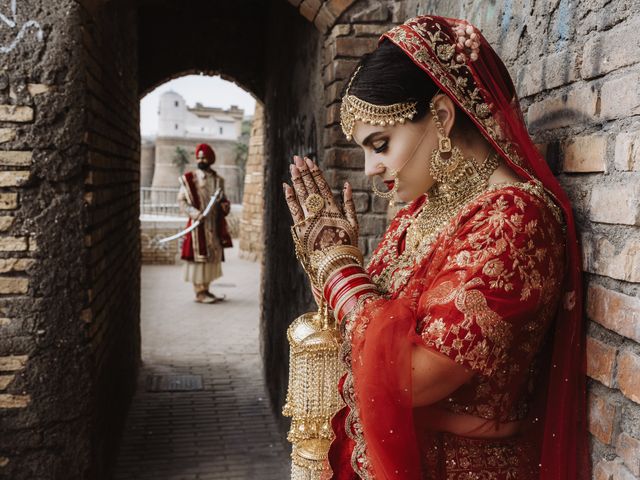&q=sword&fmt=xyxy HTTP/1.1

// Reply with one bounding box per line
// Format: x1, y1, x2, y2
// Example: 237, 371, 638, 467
158, 188, 223, 244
